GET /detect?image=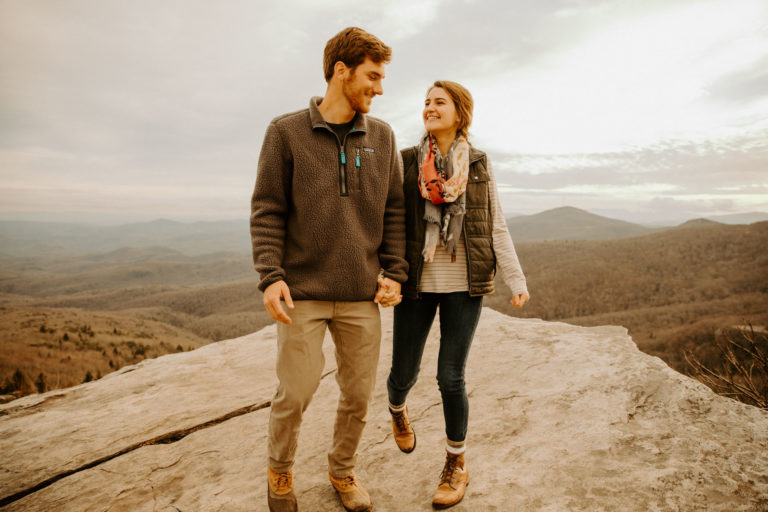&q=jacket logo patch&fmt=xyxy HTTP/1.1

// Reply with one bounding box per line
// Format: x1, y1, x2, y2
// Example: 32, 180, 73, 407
363, 147, 375, 153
